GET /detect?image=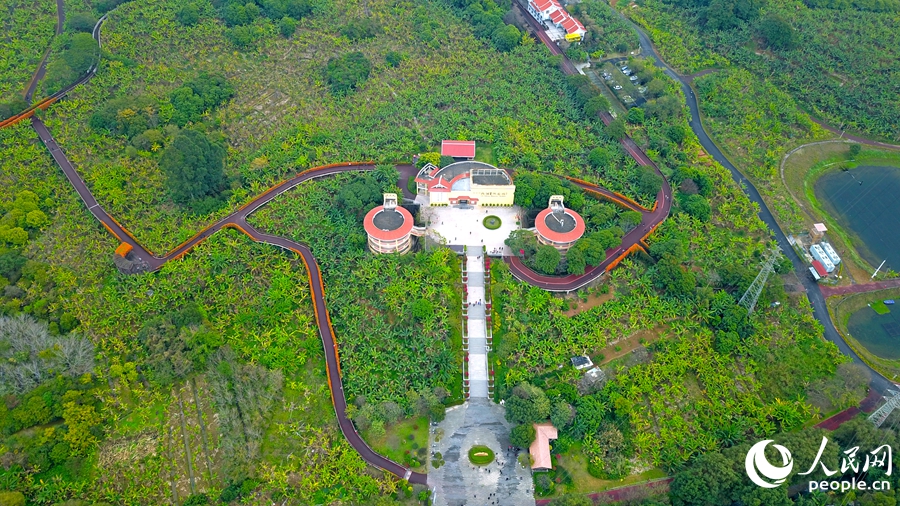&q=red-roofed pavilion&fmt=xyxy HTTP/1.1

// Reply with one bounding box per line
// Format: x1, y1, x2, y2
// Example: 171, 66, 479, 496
441, 140, 476, 160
